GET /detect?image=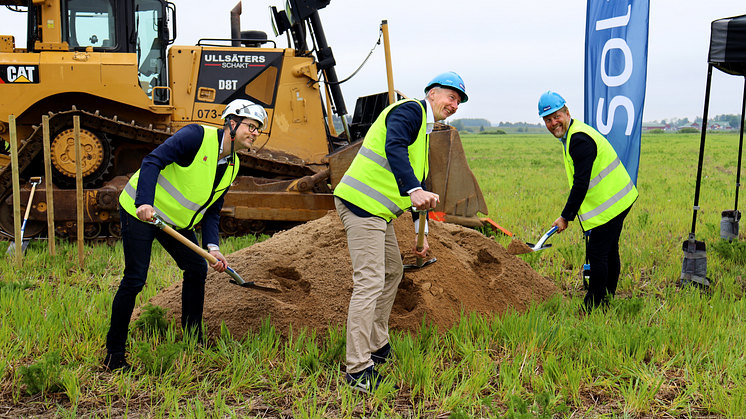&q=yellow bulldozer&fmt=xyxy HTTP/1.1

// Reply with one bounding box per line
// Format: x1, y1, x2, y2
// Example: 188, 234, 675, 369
0, 0, 489, 241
